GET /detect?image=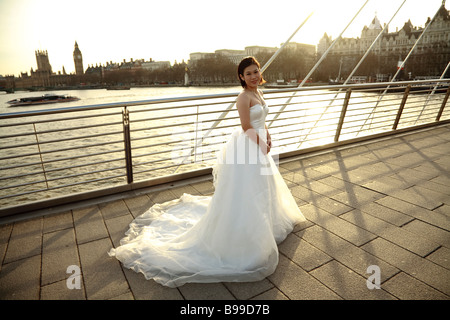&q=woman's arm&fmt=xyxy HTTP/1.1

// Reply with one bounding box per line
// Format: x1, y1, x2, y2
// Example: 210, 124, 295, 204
259, 89, 272, 150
